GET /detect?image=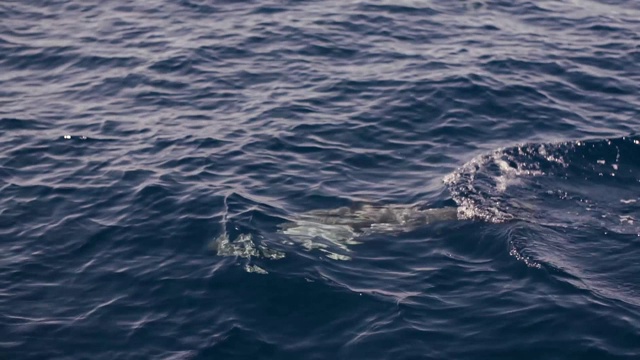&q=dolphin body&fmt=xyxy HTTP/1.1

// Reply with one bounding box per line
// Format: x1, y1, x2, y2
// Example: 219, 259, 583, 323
279, 203, 459, 245
215, 203, 459, 263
